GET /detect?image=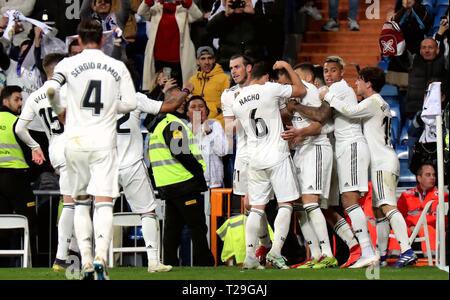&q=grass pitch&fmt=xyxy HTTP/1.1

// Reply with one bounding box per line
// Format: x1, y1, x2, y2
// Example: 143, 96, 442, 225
0, 266, 447, 280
